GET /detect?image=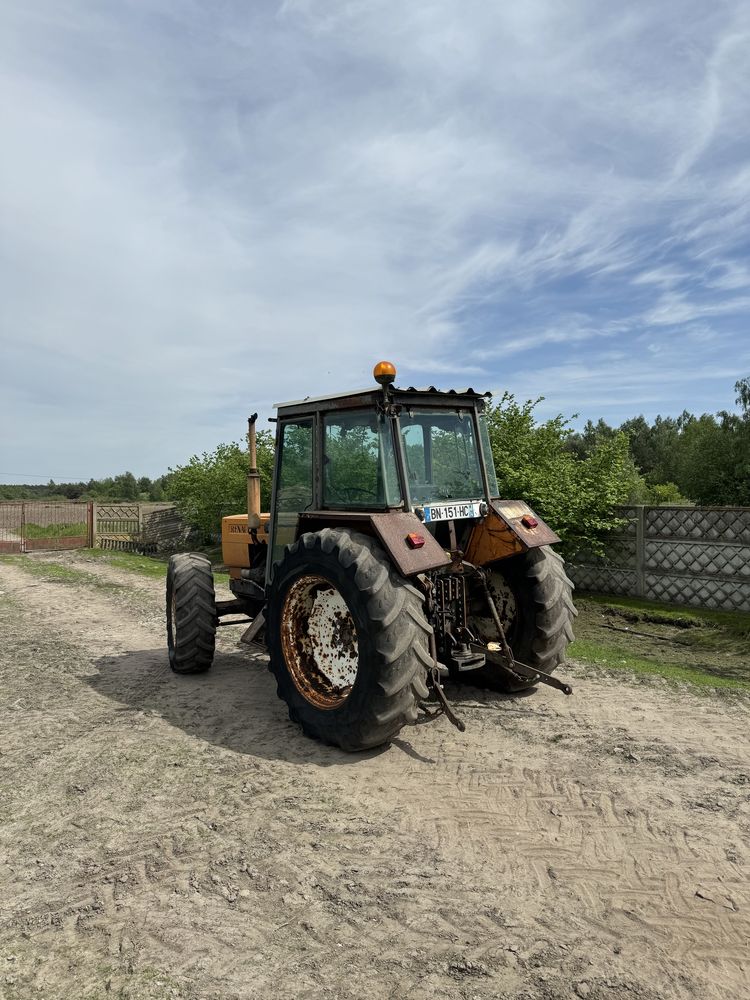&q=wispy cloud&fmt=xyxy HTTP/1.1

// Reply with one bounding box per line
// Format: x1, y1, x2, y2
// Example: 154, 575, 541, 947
1, 1, 749, 479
